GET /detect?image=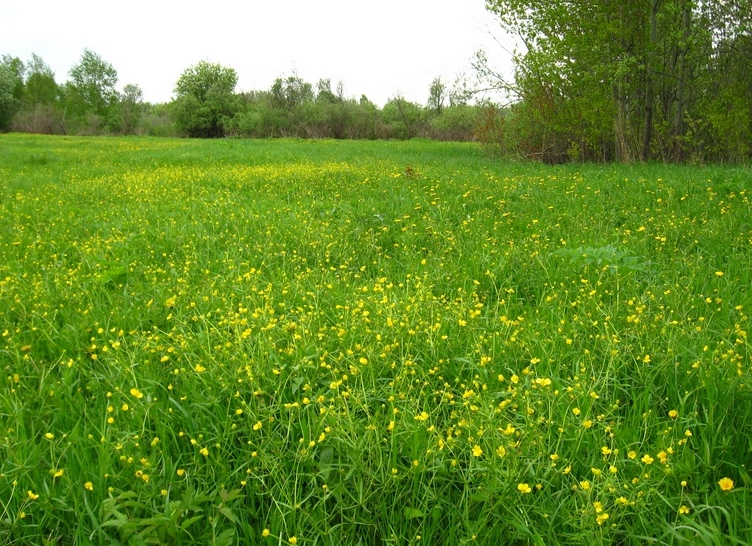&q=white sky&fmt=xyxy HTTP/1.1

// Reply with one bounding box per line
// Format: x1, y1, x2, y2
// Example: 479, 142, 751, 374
2, 0, 515, 106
